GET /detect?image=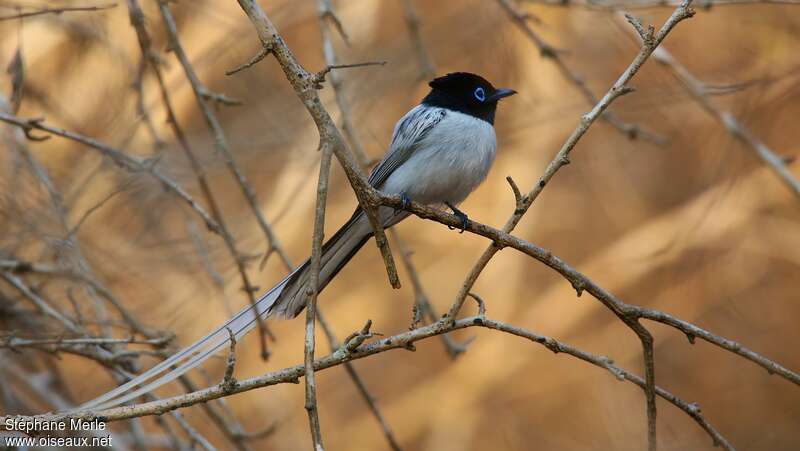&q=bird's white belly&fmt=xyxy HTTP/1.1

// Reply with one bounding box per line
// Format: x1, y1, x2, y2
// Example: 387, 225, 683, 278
381, 111, 497, 205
